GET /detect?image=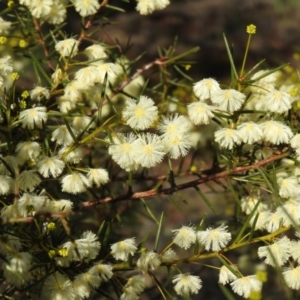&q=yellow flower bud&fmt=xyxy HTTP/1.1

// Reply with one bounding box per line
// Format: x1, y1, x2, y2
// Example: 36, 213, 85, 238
47, 222, 56, 231
19, 100, 27, 109
11, 72, 19, 81
246, 24, 256, 35
21, 90, 29, 98
58, 248, 68, 257
19, 39, 28, 48
48, 250, 56, 259
190, 165, 197, 172
256, 270, 267, 282
0, 36, 7, 44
